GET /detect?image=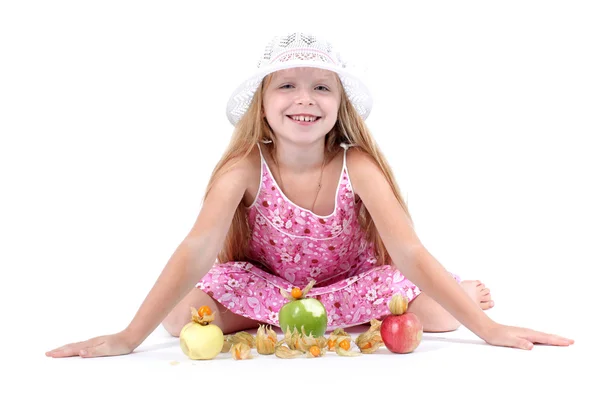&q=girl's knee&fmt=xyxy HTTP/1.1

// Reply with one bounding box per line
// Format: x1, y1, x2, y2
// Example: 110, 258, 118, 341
162, 312, 187, 337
